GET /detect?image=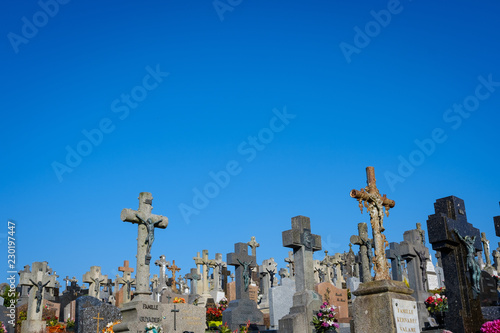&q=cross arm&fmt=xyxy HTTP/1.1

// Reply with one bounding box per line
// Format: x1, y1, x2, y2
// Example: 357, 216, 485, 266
121, 209, 168, 228
350, 189, 395, 209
